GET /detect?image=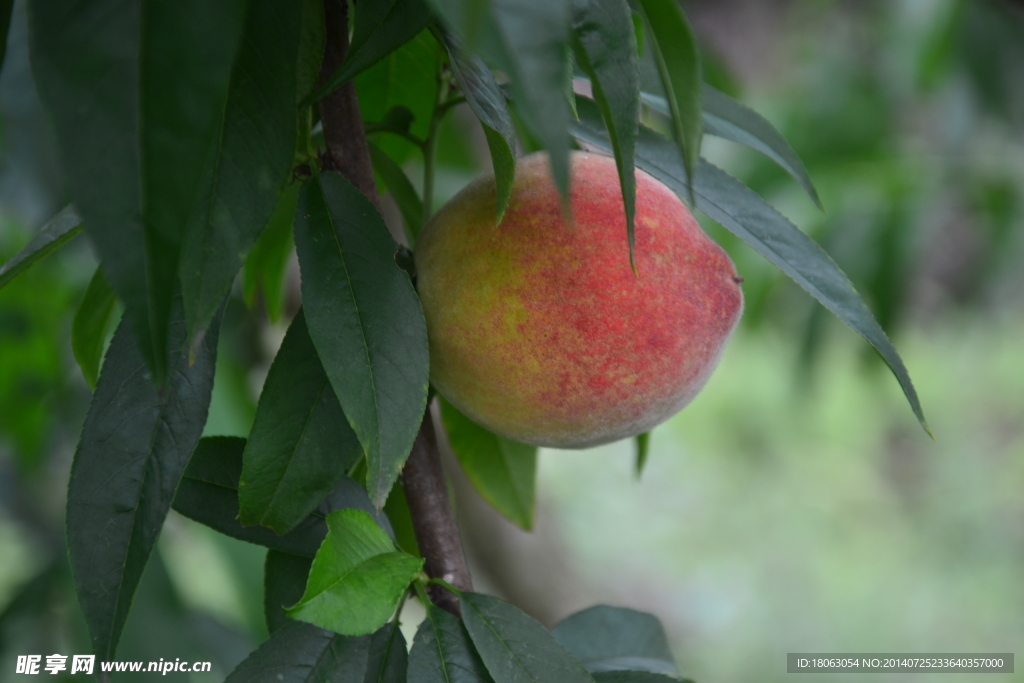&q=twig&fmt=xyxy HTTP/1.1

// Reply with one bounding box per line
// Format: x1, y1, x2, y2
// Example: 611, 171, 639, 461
314, 0, 473, 617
